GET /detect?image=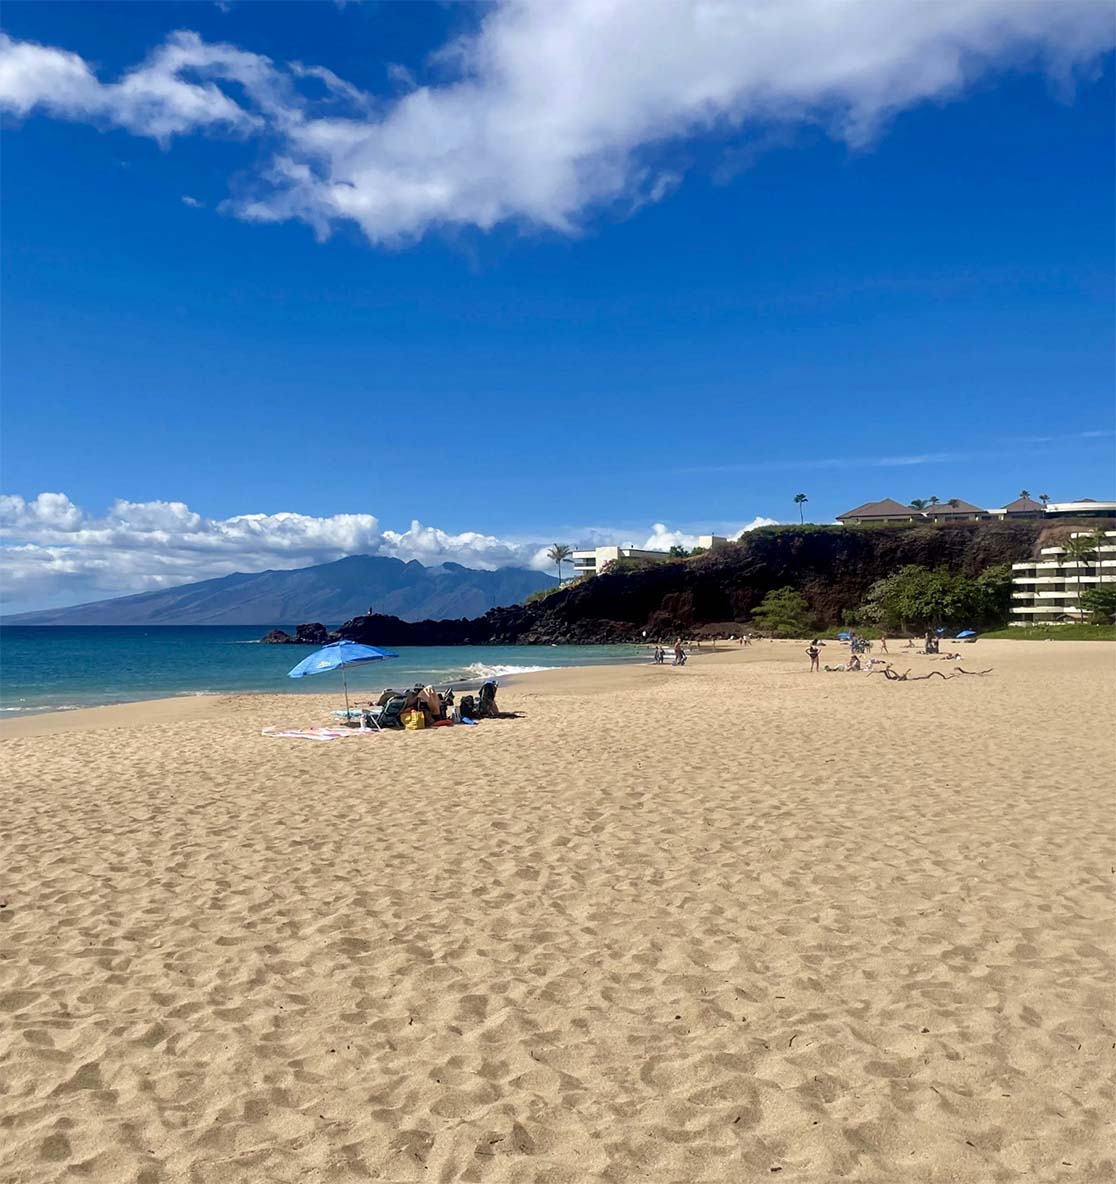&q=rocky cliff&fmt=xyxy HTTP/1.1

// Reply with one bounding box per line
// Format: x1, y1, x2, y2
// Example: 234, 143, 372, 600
326, 521, 1071, 646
